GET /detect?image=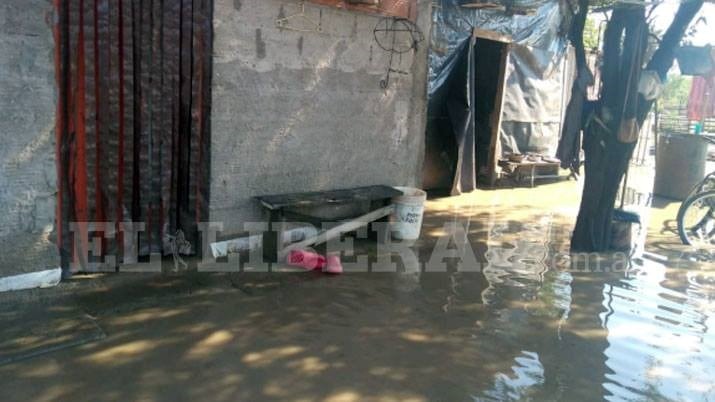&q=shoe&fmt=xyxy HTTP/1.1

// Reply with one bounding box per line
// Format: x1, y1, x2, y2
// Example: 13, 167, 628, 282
324, 254, 343, 274
287, 249, 326, 270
